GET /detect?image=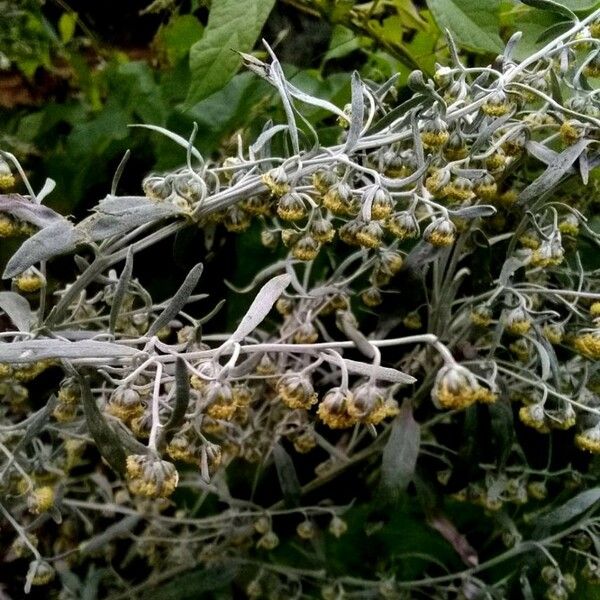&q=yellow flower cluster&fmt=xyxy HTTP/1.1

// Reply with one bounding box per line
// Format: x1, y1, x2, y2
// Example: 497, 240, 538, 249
125, 454, 179, 498
574, 331, 600, 359
575, 426, 600, 454
432, 365, 497, 410
277, 373, 318, 410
